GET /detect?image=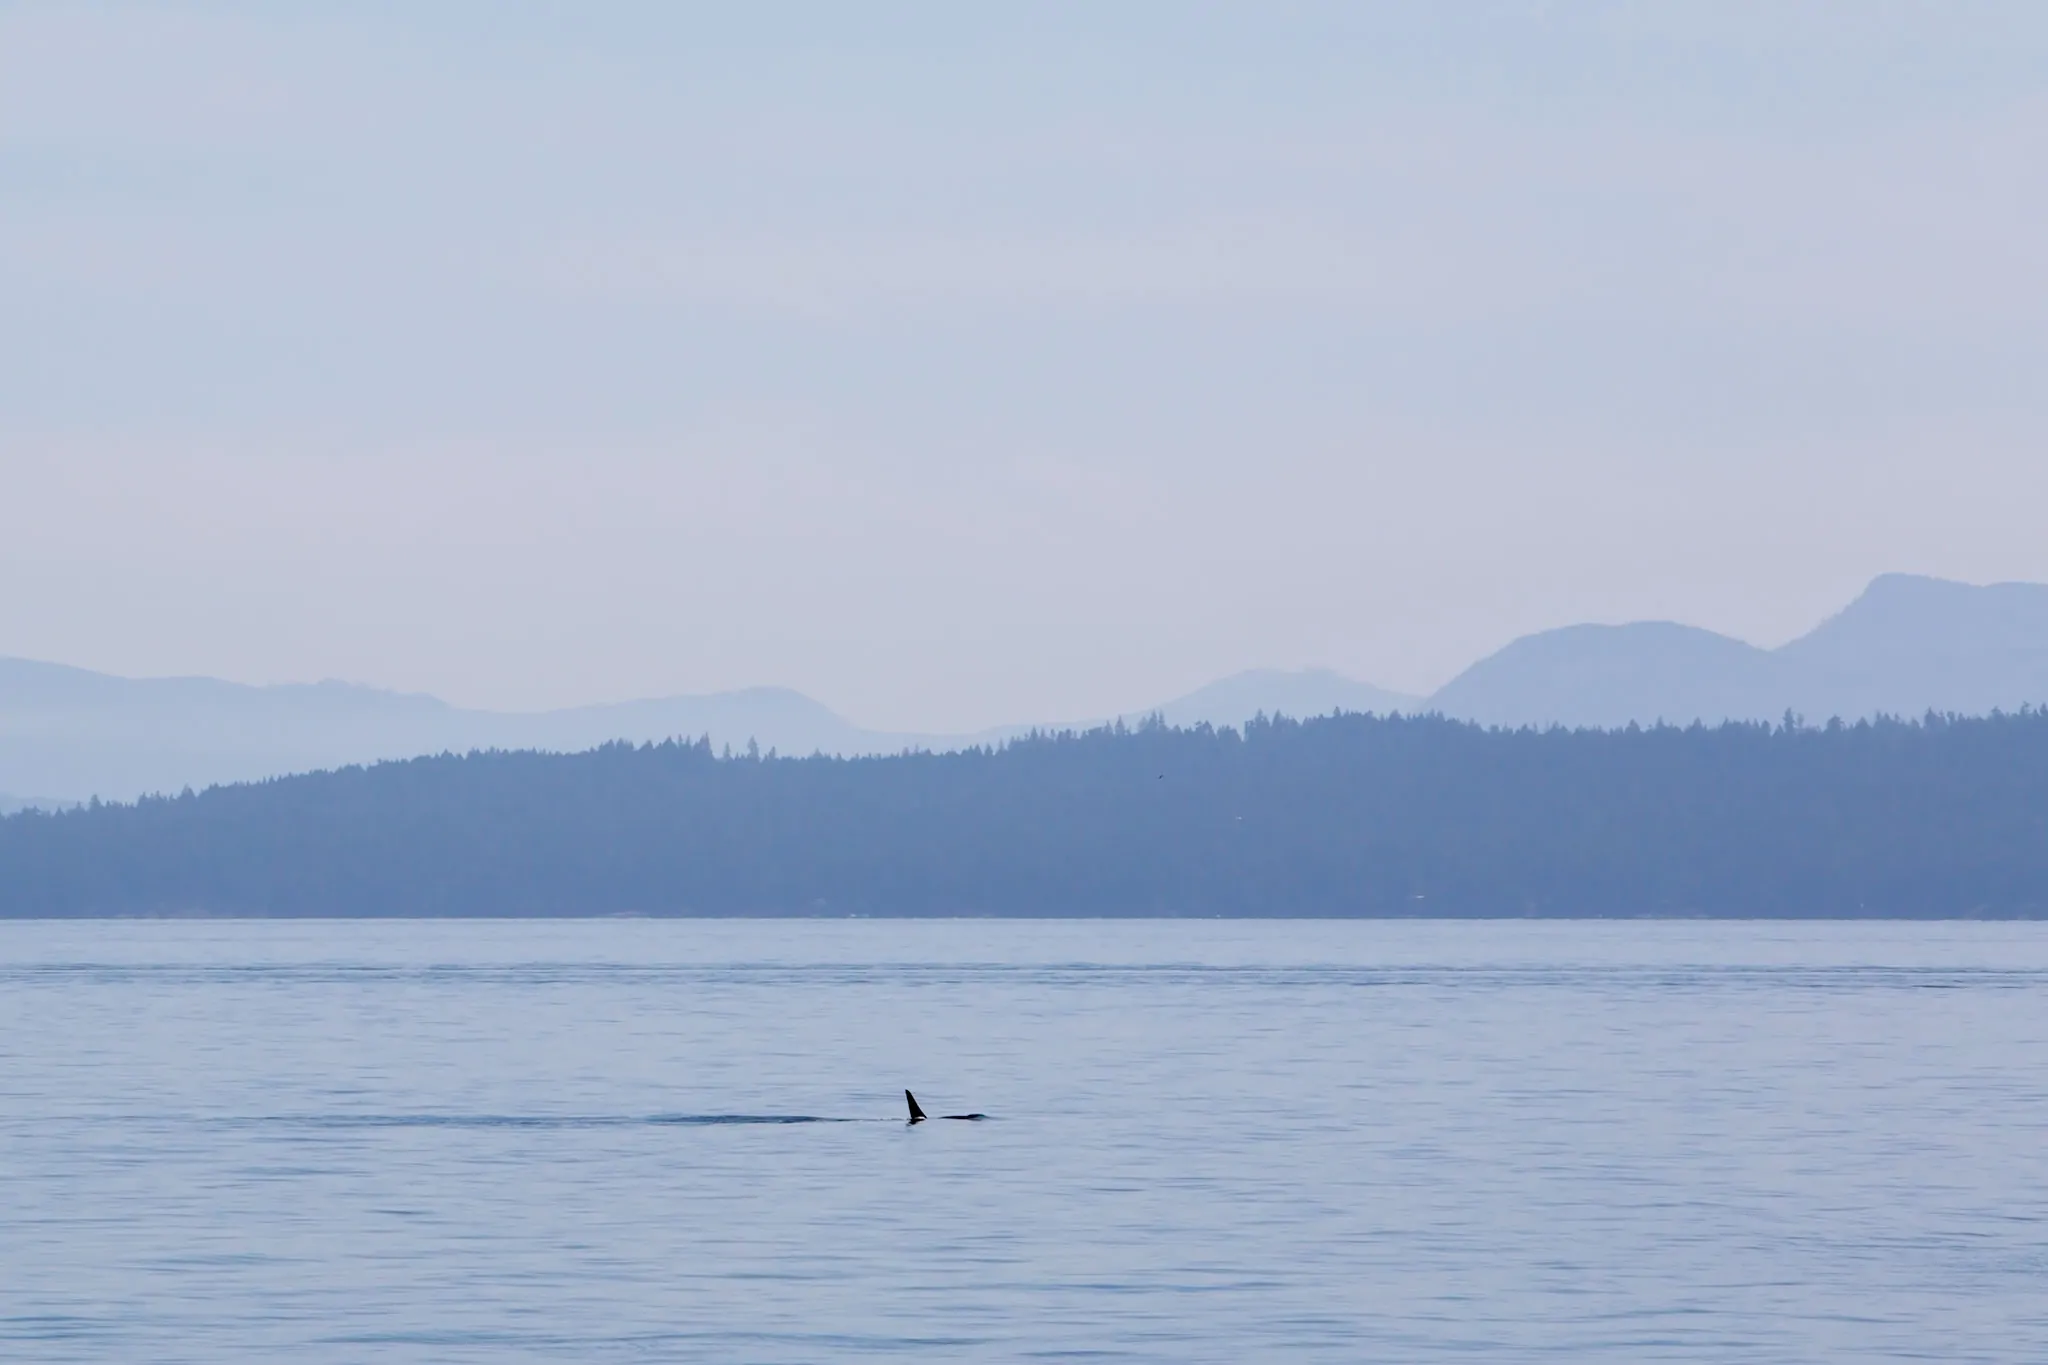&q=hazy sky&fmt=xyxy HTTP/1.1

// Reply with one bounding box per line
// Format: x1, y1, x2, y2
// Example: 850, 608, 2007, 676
5, 2, 2046, 730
